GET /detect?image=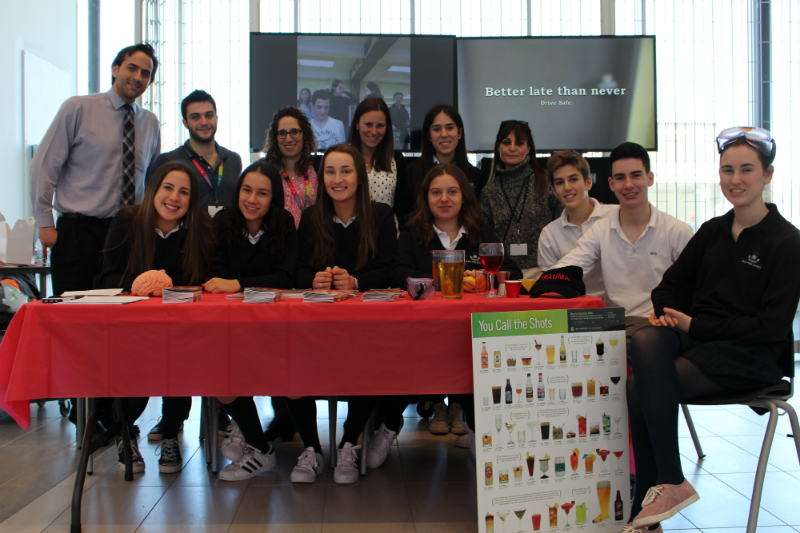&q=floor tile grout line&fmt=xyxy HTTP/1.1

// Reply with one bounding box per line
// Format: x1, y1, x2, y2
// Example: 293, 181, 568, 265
707, 472, 790, 527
